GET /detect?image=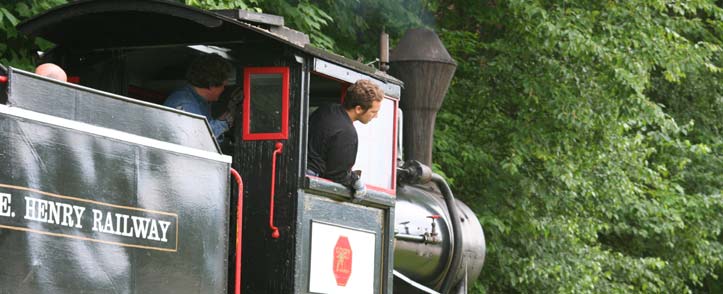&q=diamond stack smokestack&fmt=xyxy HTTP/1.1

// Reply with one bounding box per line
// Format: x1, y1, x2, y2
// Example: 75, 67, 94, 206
390, 28, 457, 166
